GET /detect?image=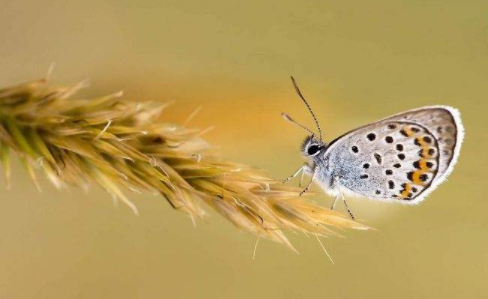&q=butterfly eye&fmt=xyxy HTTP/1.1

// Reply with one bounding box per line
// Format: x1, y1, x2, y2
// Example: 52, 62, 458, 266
307, 145, 320, 156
